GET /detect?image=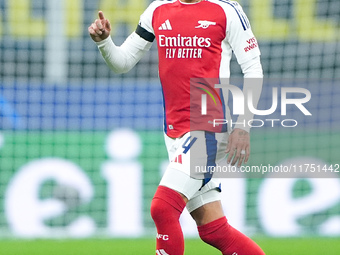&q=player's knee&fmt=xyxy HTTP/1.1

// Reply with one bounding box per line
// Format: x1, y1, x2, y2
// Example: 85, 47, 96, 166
150, 197, 168, 222
199, 231, 214, 246
198, 222, 227, 246
199, 218, 265, 255
150, 186, 186, 224
198, 217, 233, 250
